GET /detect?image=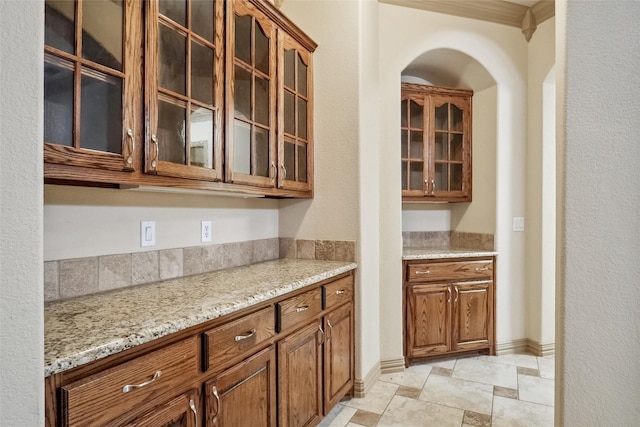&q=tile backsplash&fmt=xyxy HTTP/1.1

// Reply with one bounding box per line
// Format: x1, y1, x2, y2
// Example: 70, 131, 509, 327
403, 231, 494, 251
45, 237, 356, 302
